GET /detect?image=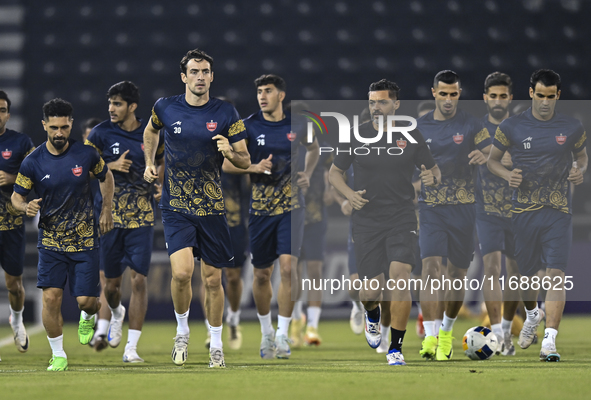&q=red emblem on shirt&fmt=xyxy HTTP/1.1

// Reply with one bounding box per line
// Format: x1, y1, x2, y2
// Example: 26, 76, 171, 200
206, 120, 217, 132
72, 165, 83, 177
396, 139, 407, 149
141, 144, 145, 152
556, 134, 567, 145
453, 133, 464, 144
287, 131, 297, 141
2, 150, 12, 160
